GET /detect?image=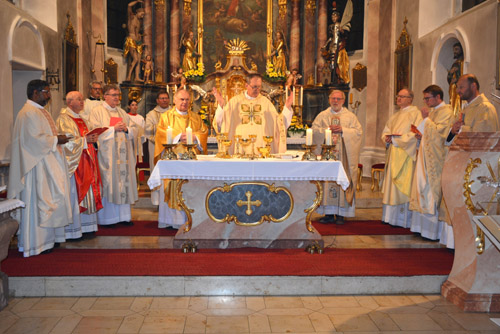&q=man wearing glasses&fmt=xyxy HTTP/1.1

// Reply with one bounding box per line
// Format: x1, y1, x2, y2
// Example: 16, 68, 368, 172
89, 85, 138, 227
381, 88, 422, 228
409, 85, 454, 246
212, 73, 294, 154
81, 81, 103, 122
8, 79, 72, 256
312, 90, 362, 225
